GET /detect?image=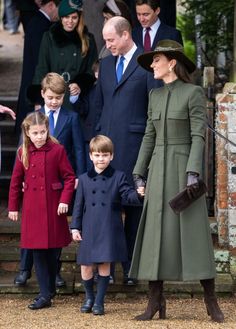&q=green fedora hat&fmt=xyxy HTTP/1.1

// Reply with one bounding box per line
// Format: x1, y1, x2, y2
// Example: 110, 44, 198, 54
137, 39, 196, 74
